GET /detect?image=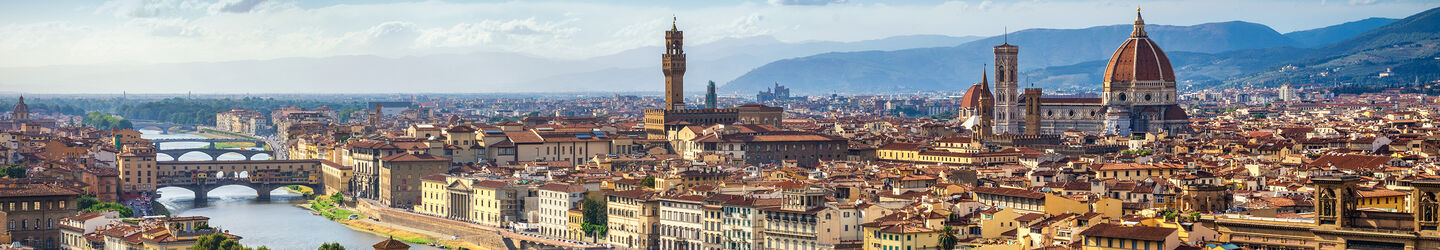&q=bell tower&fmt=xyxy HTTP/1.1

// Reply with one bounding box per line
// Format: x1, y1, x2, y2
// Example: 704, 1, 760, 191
662, 17, 687, 110
976, 71, 994, 137
993, 35, 1019, 134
